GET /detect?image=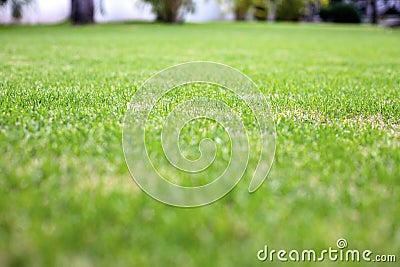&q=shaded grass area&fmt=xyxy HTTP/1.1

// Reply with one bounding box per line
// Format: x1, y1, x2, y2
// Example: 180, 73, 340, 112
0, 23, 399, 266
